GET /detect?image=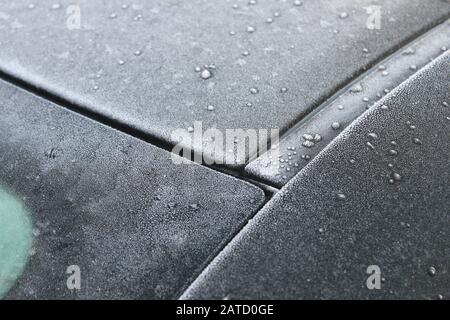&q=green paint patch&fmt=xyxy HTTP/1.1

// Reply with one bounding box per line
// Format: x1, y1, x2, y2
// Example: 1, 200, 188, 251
0, 186, 33, 298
